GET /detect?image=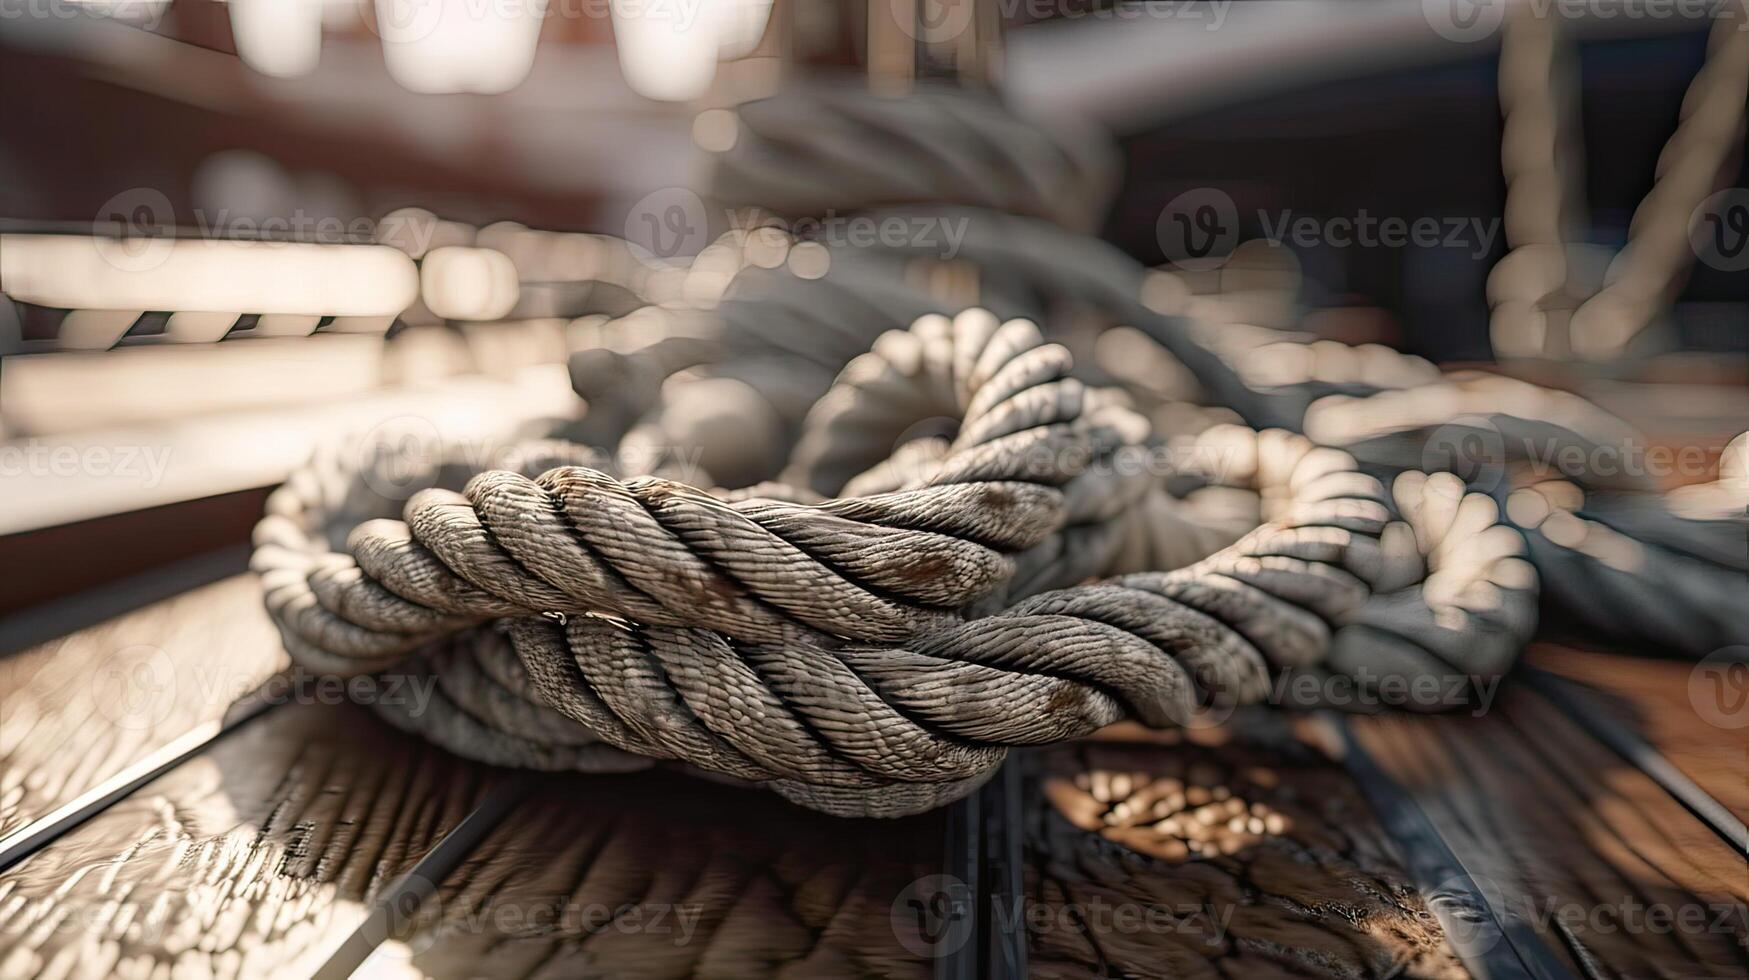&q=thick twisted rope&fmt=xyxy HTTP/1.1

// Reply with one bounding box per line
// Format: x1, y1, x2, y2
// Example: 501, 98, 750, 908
1302, 374, 1747, 656
368, 423, 1529, 817
244, 75, 1616, 816
257, 310, 1536, 816
255, 314, 1143, 675
1500, 433, 1748, 656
